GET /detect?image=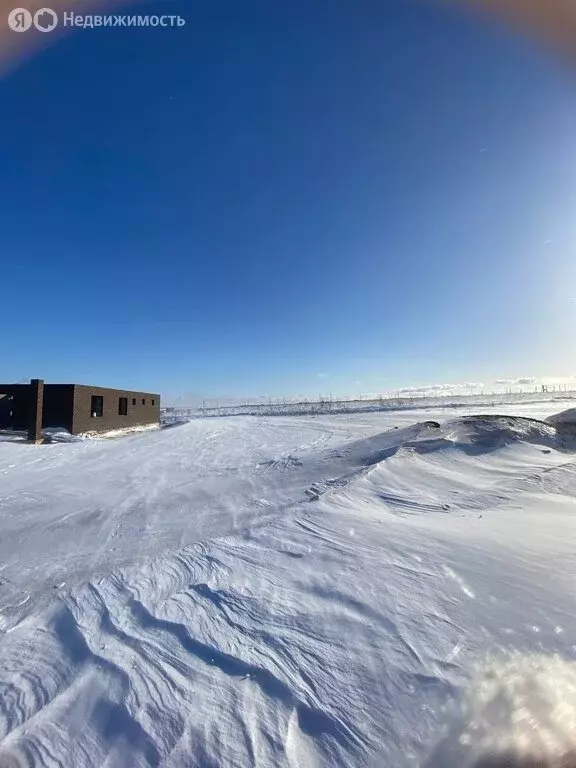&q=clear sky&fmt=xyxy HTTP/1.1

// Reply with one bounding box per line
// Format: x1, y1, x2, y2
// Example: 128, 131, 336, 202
1, 0, 576, 401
